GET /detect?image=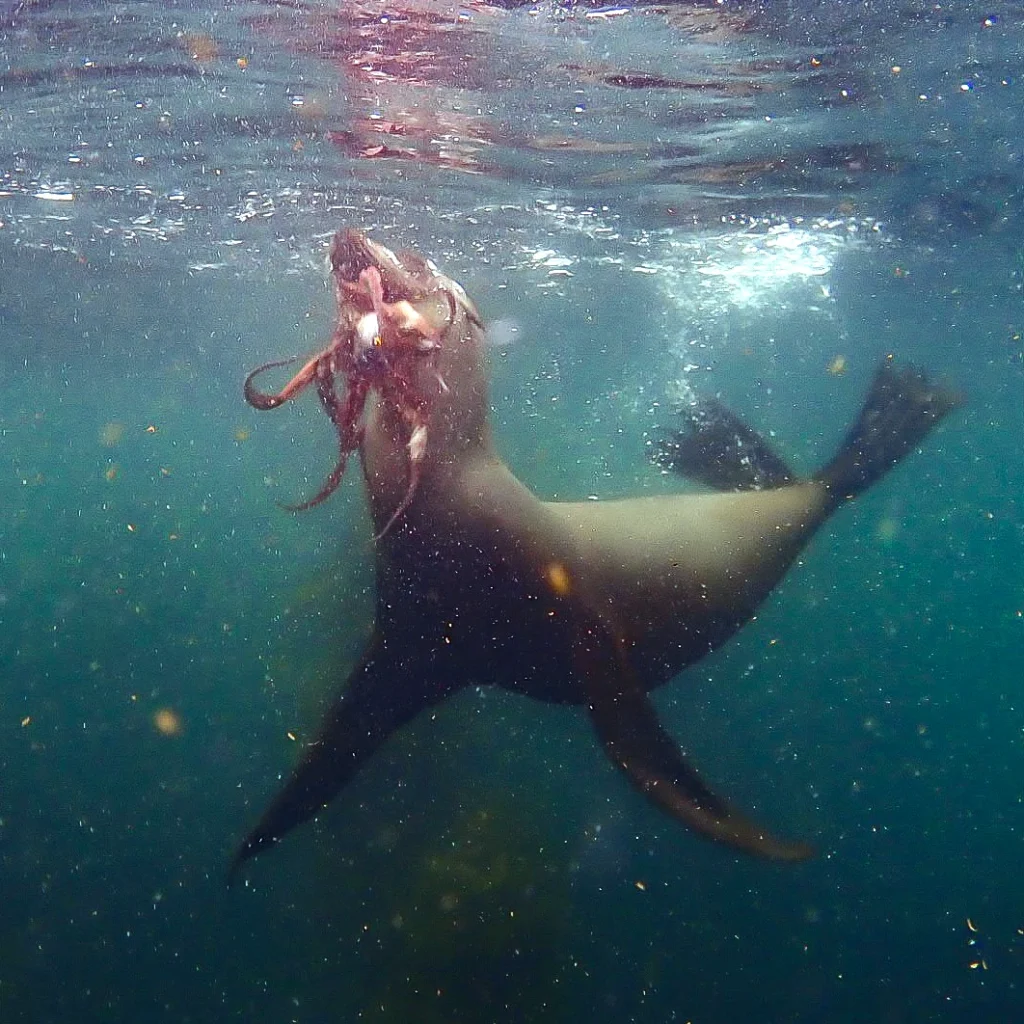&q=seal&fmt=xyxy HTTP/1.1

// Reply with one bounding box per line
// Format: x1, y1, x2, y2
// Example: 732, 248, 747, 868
229, 229, 961, 880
